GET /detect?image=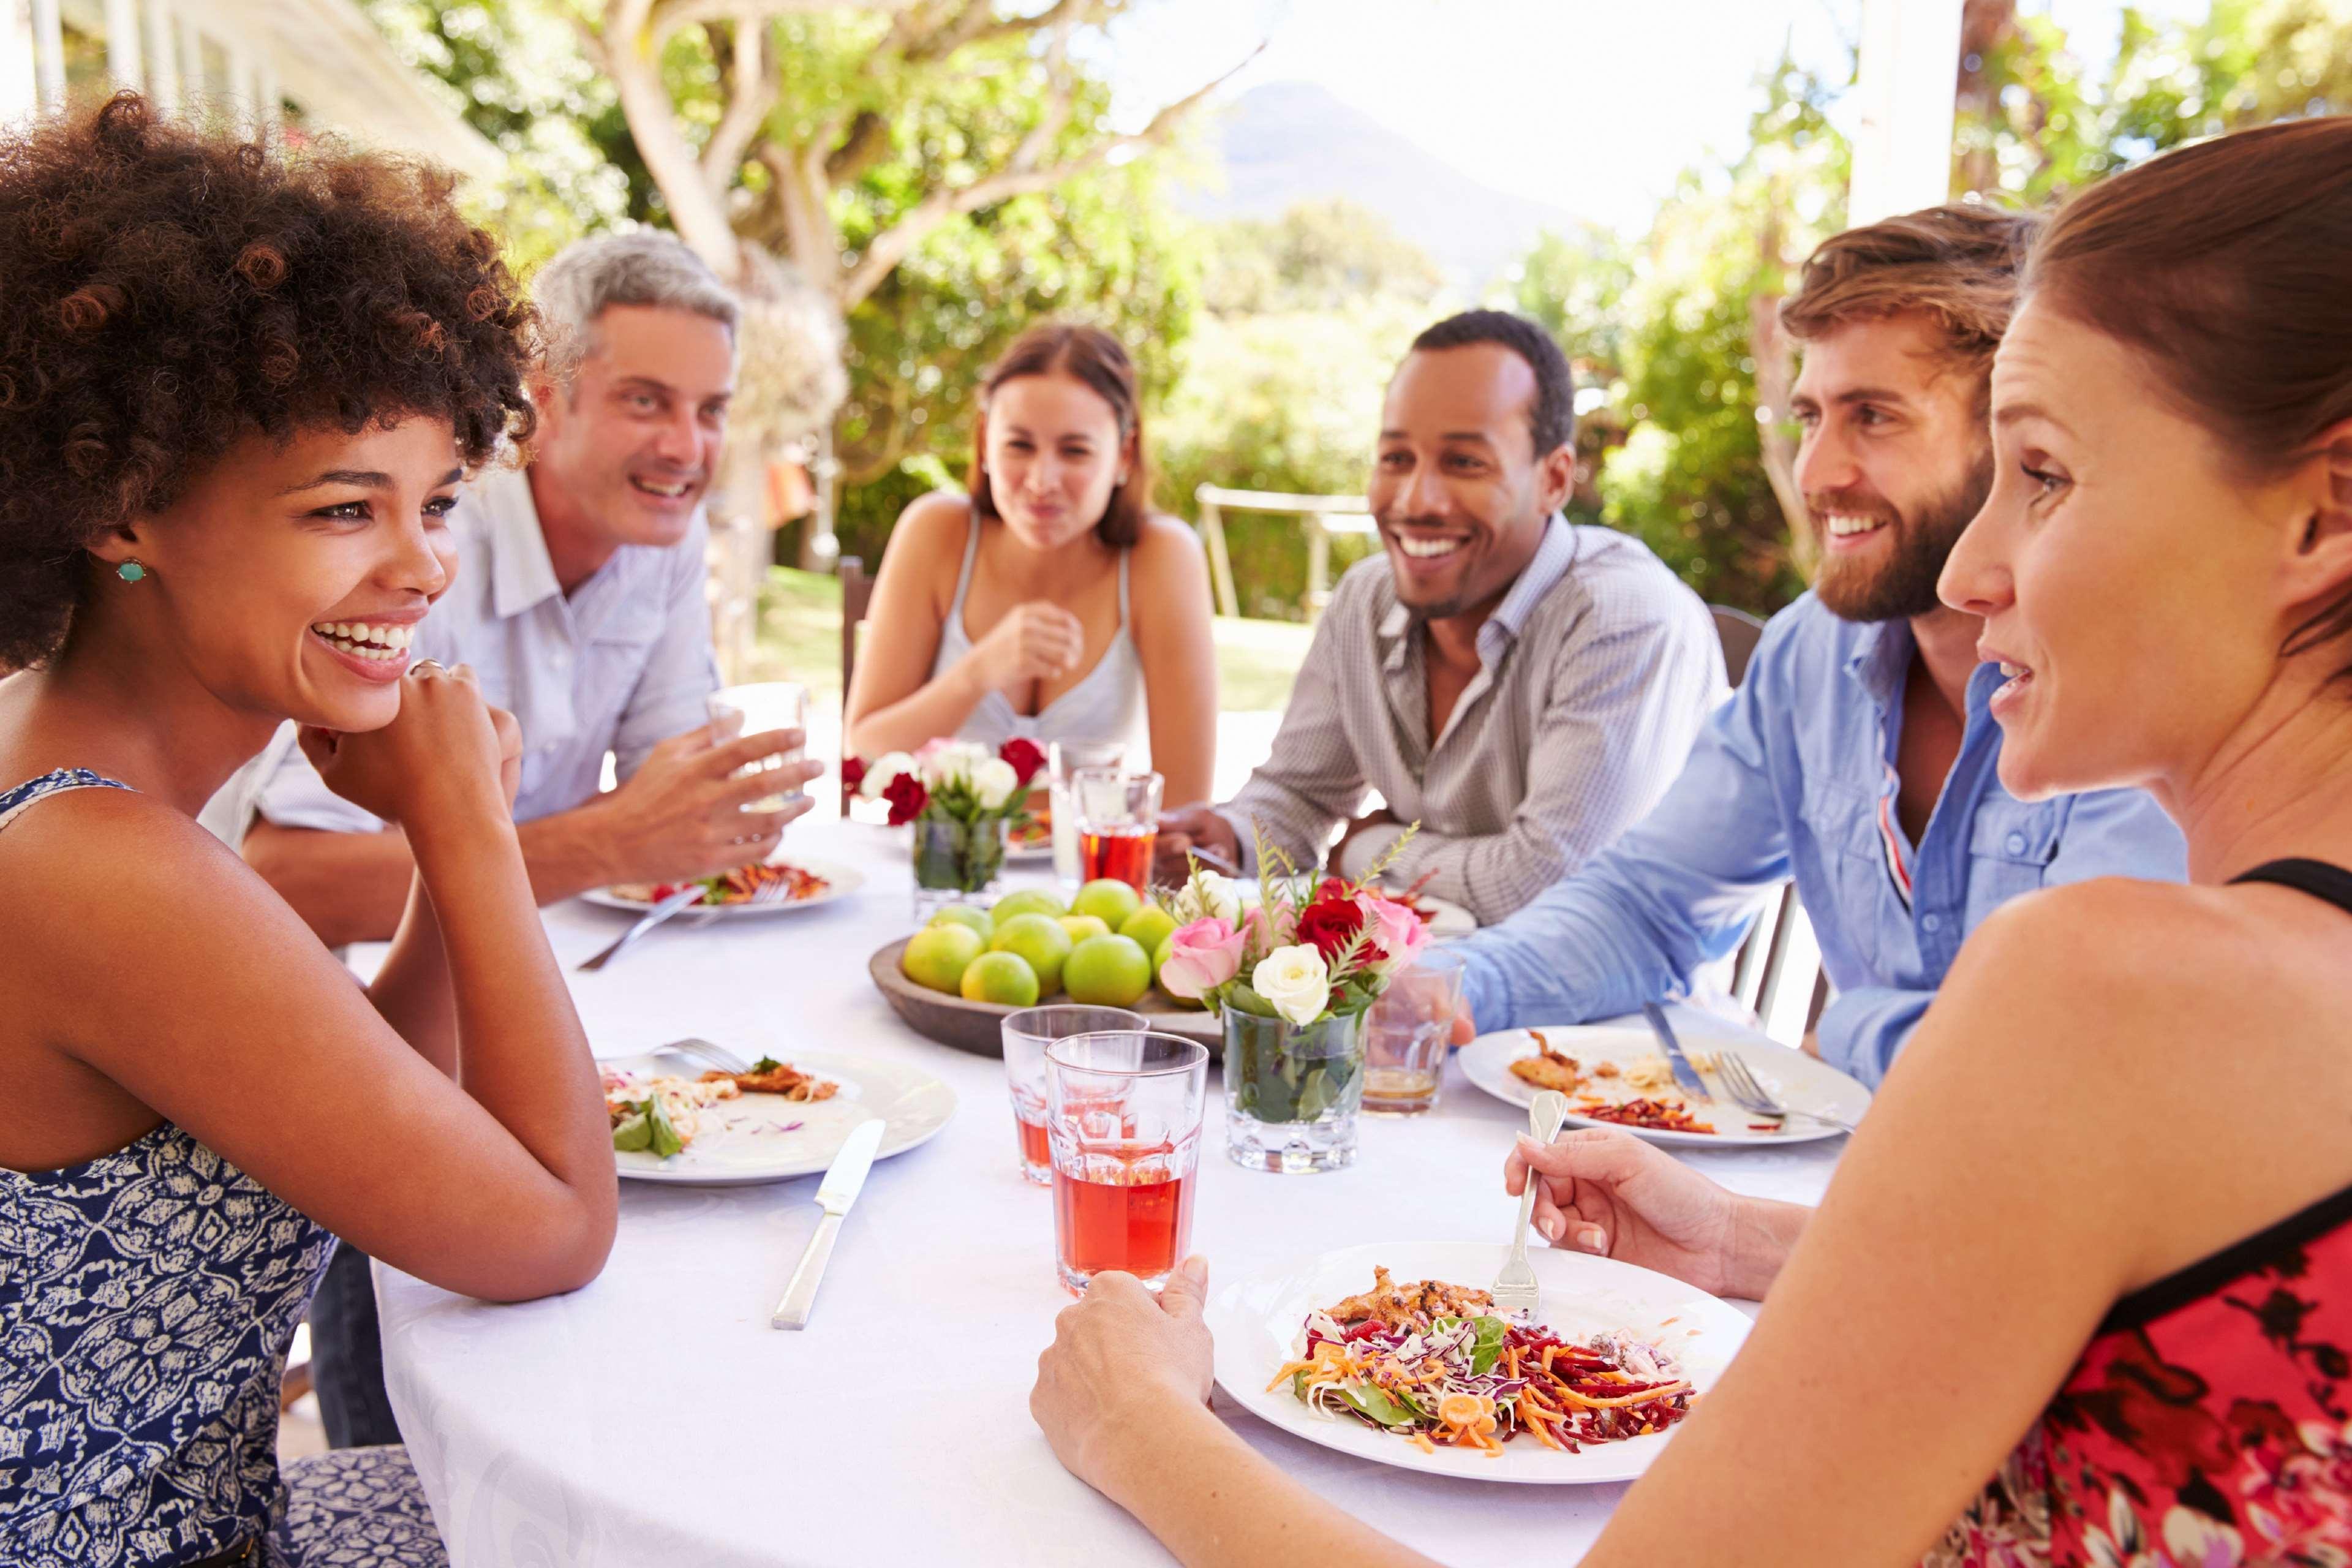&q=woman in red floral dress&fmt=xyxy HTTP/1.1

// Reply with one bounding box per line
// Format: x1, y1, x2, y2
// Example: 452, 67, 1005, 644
1024, 117, 2352, 1568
